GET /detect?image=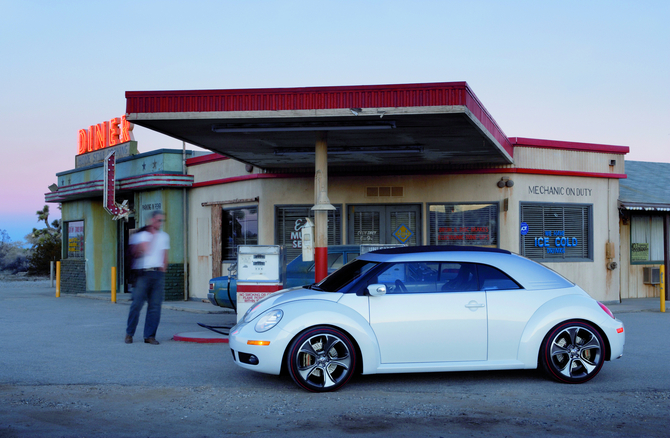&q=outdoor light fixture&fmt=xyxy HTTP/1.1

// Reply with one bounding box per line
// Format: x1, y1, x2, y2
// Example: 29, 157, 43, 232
212, 121, 396, 133
497, 177, 514, 188
273, 146, 423, 156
